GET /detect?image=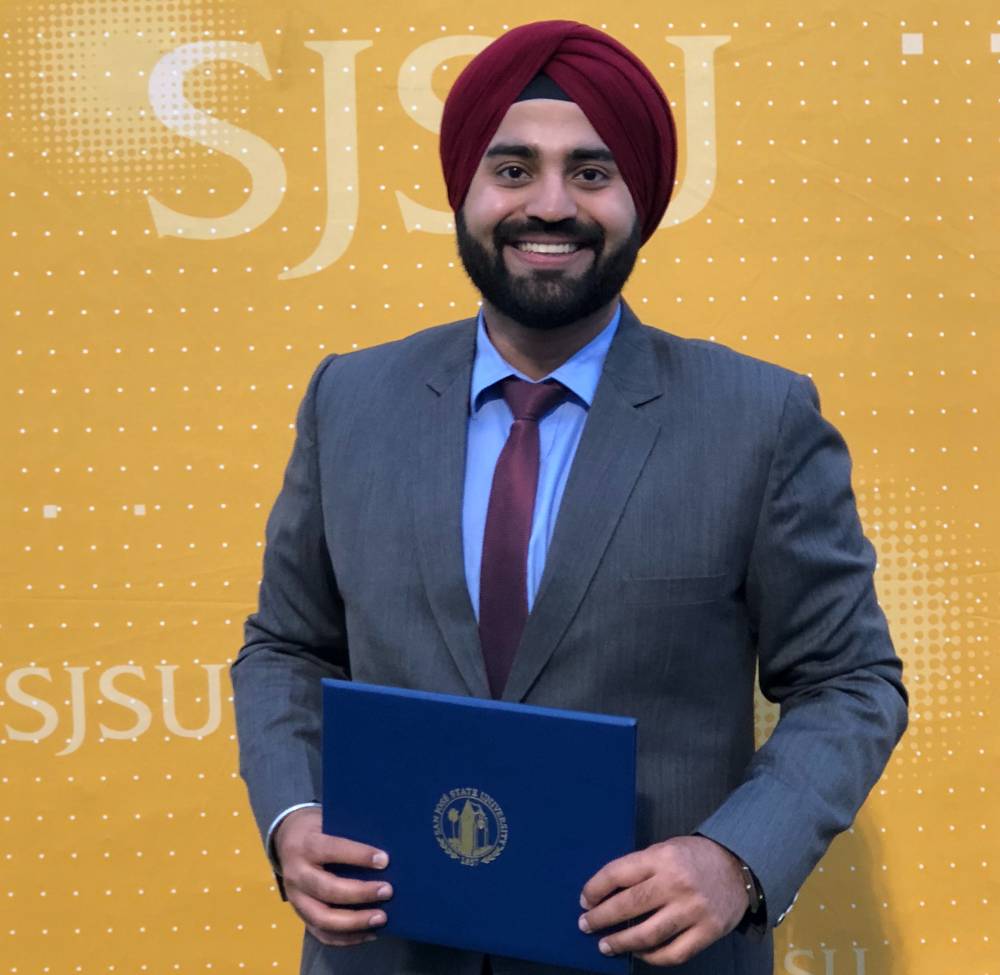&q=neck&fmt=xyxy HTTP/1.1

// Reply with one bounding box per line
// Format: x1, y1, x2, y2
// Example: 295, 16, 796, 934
481, 298, 619, 381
